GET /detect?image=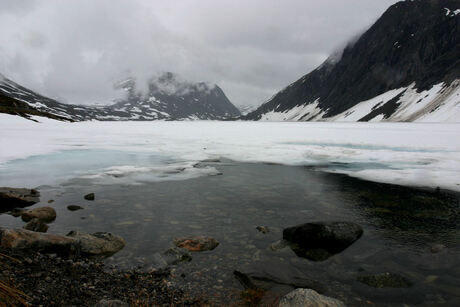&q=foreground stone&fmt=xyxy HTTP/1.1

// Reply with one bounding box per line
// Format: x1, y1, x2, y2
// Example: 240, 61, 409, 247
23, 218, 49, 233
278, 289, 345, 307
283, 221, 363, 261
67, 231, 126, 257
357, 272, 412, 288
21, 206, 56, 223
0, 228, 125, 257
174, 236, 219, 252
0, 187, 40, 211
0, 228, 78, 256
